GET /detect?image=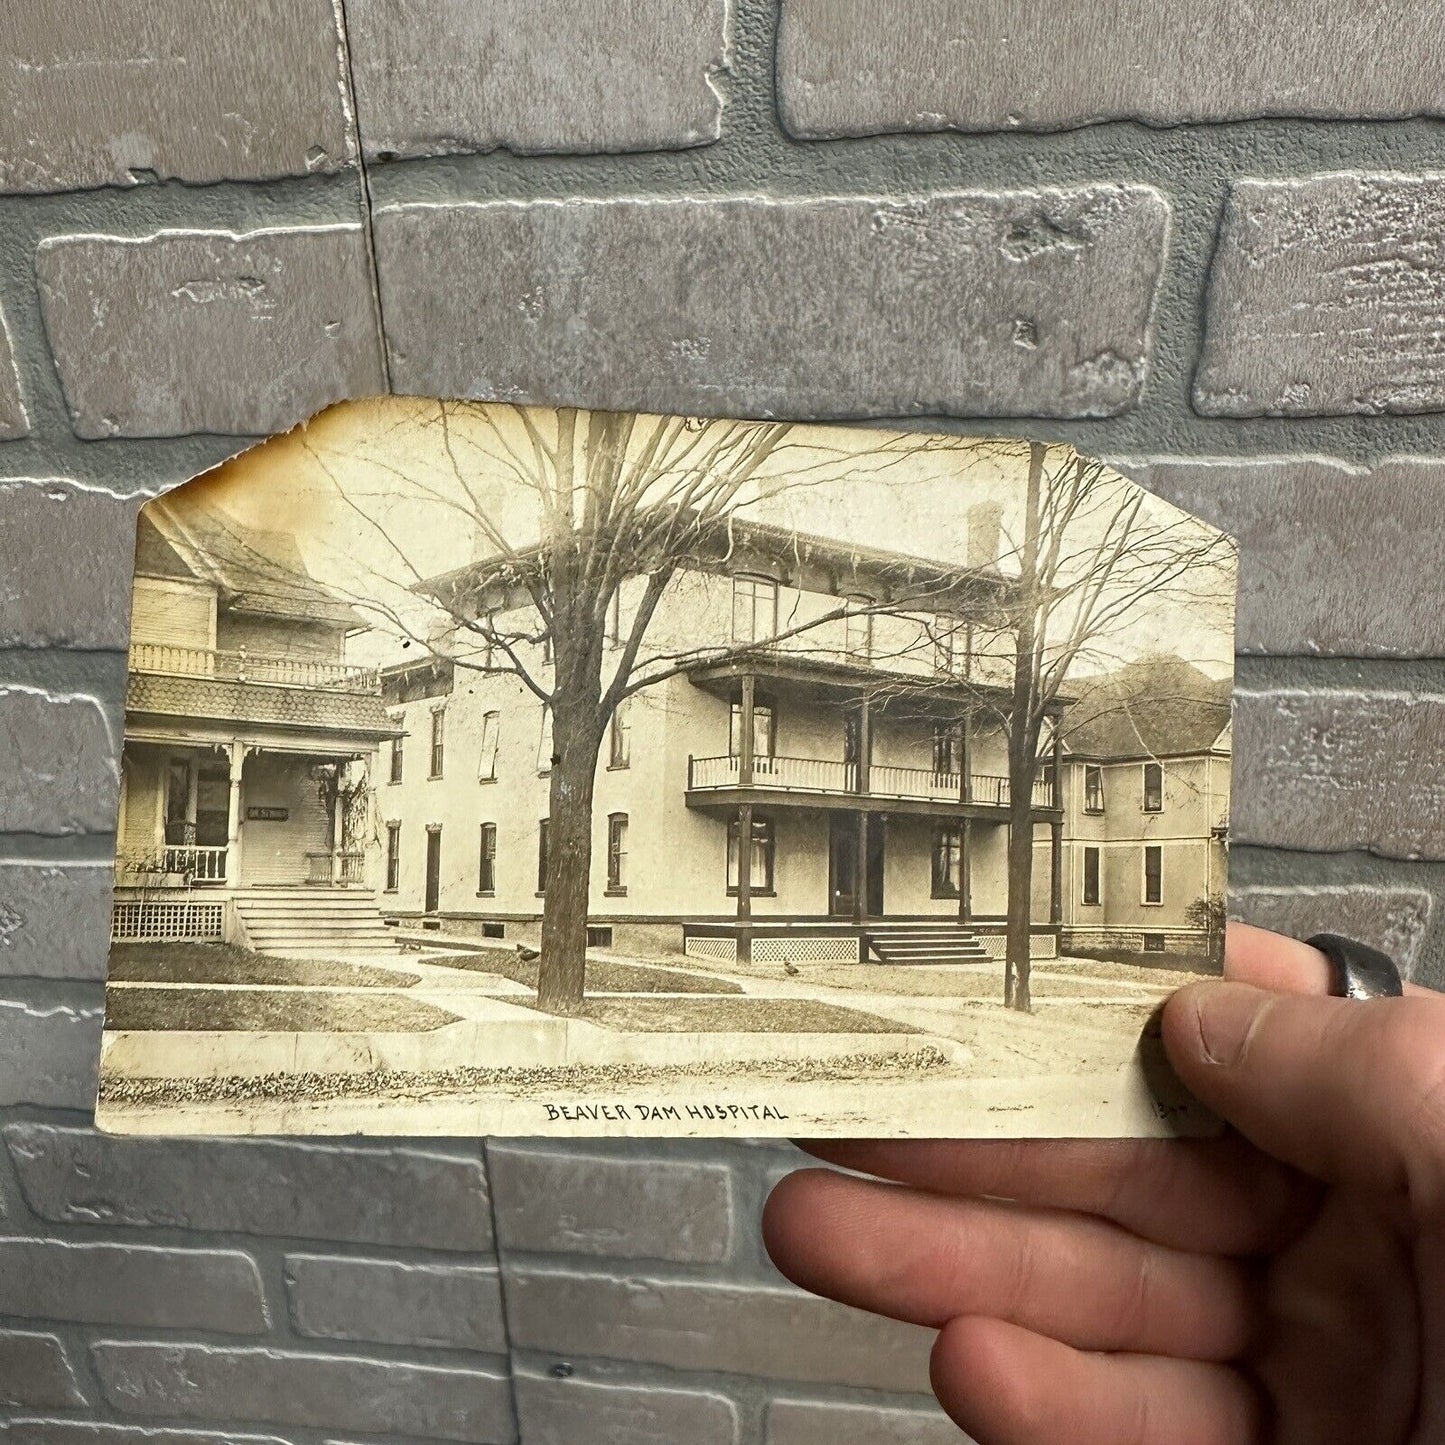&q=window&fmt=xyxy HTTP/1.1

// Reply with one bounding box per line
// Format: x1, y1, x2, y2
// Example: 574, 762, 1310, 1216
1143, 762, 1163, 813
388, 730, 404, 784
542, 632, 554, 664
932, 722, 963, 779
732, 575, 778, 643
481, 921, 506, 939
537, 819, 550, 895
385, 823, 401, 892
1082, 846, 1100, 906
932, 825, 963, 898
843, 597, 874, 659
1143, 845, 1163, 905
607, 813, 629, 894
429, 708, 445, 778
606, 589, 623, 648
727, 815, 775, 894
729, 699, 775, 760
1143, 932, 1167, 952
609, 701, 631, 769
537, 706, 554, 775
478, 711, 500, 781
587, 925, 615, 948
478, 822, 496, 895
932, 617, 968, 676
1084, 765, 1104, 814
